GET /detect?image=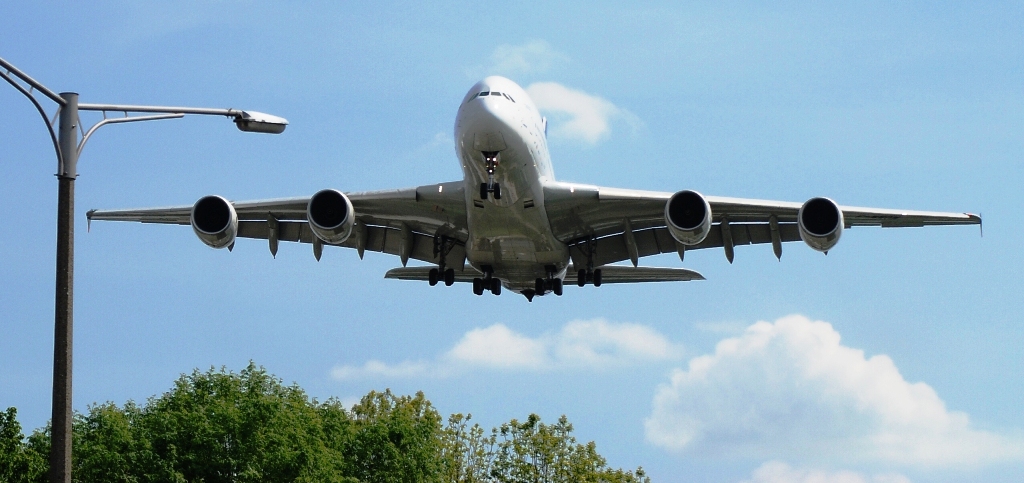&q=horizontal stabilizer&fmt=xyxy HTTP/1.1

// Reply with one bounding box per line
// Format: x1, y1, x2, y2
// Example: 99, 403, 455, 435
384, 266, 480, 282
384, 265, 704, 284
577, 265, 705, 283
